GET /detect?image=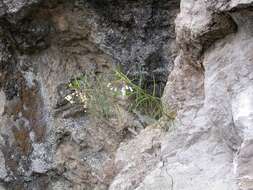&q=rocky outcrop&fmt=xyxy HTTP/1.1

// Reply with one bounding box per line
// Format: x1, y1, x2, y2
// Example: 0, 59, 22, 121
110, 1, 253, 190
0, 0, 179, 189
87, 0, 179, 95
1, 0, 253, 190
